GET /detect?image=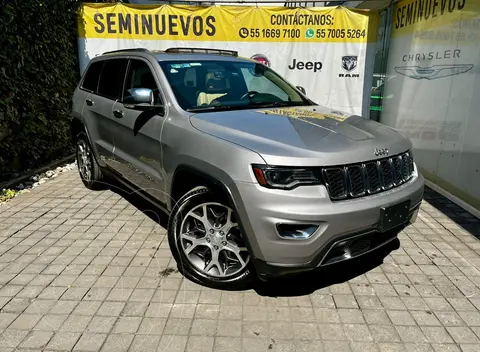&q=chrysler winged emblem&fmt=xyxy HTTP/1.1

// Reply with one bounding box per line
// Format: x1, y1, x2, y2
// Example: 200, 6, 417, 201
374, 148, 389, 157
342, 56, 358, 72
394, 64, 473, 80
